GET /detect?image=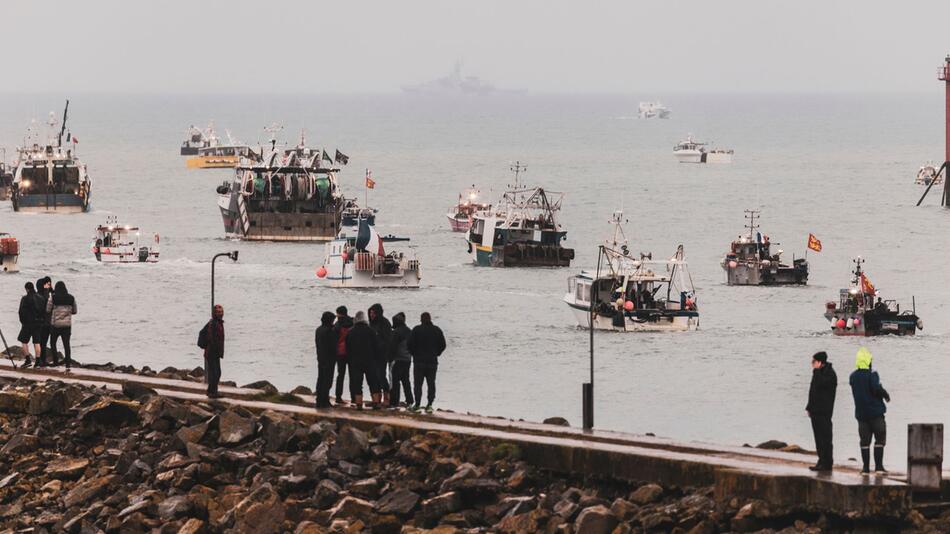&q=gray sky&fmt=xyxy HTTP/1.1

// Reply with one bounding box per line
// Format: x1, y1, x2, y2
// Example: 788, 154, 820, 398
4, 0, 950, 94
